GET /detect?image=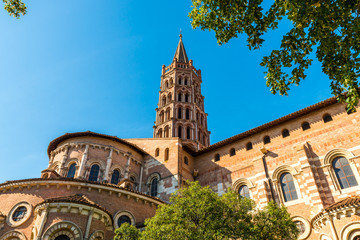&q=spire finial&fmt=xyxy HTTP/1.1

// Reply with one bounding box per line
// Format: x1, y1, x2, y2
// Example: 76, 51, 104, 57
179, 29, 182, 39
